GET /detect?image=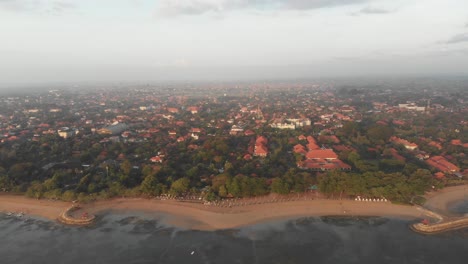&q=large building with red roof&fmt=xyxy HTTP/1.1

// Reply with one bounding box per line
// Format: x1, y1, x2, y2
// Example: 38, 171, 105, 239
426, 156, 460, 173
390, 136, 418, 150
305, 149, 338, 160
296, 147, 350, 171
306, 136, 320, 150
254, 136, 268, 157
